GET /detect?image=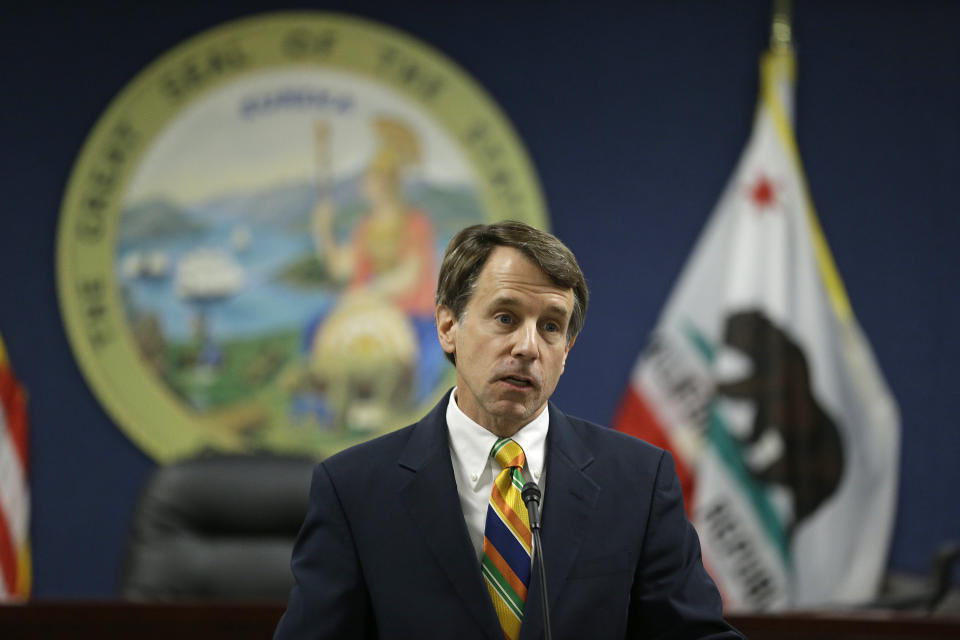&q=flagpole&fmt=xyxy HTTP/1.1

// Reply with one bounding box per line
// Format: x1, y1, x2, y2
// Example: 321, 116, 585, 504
770, 0, 793, 52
